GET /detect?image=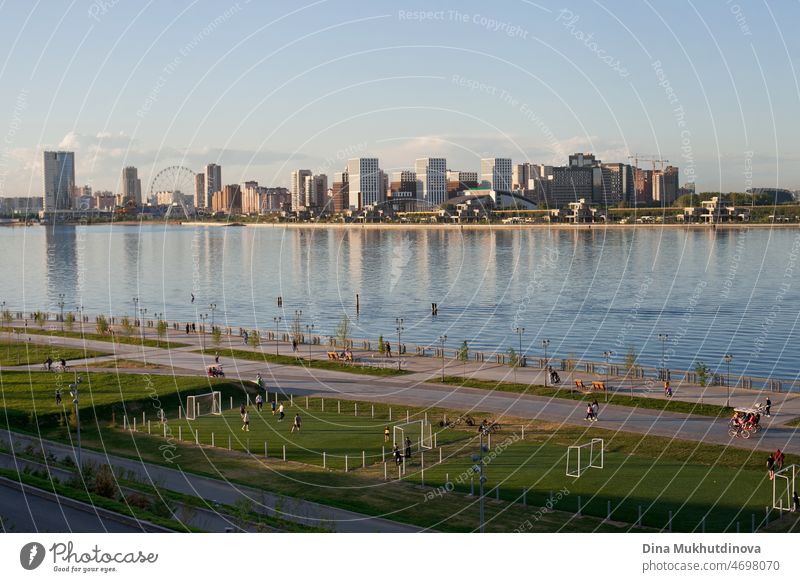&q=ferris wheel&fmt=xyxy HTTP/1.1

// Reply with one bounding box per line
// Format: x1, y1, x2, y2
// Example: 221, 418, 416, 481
149, 165, 197, 220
